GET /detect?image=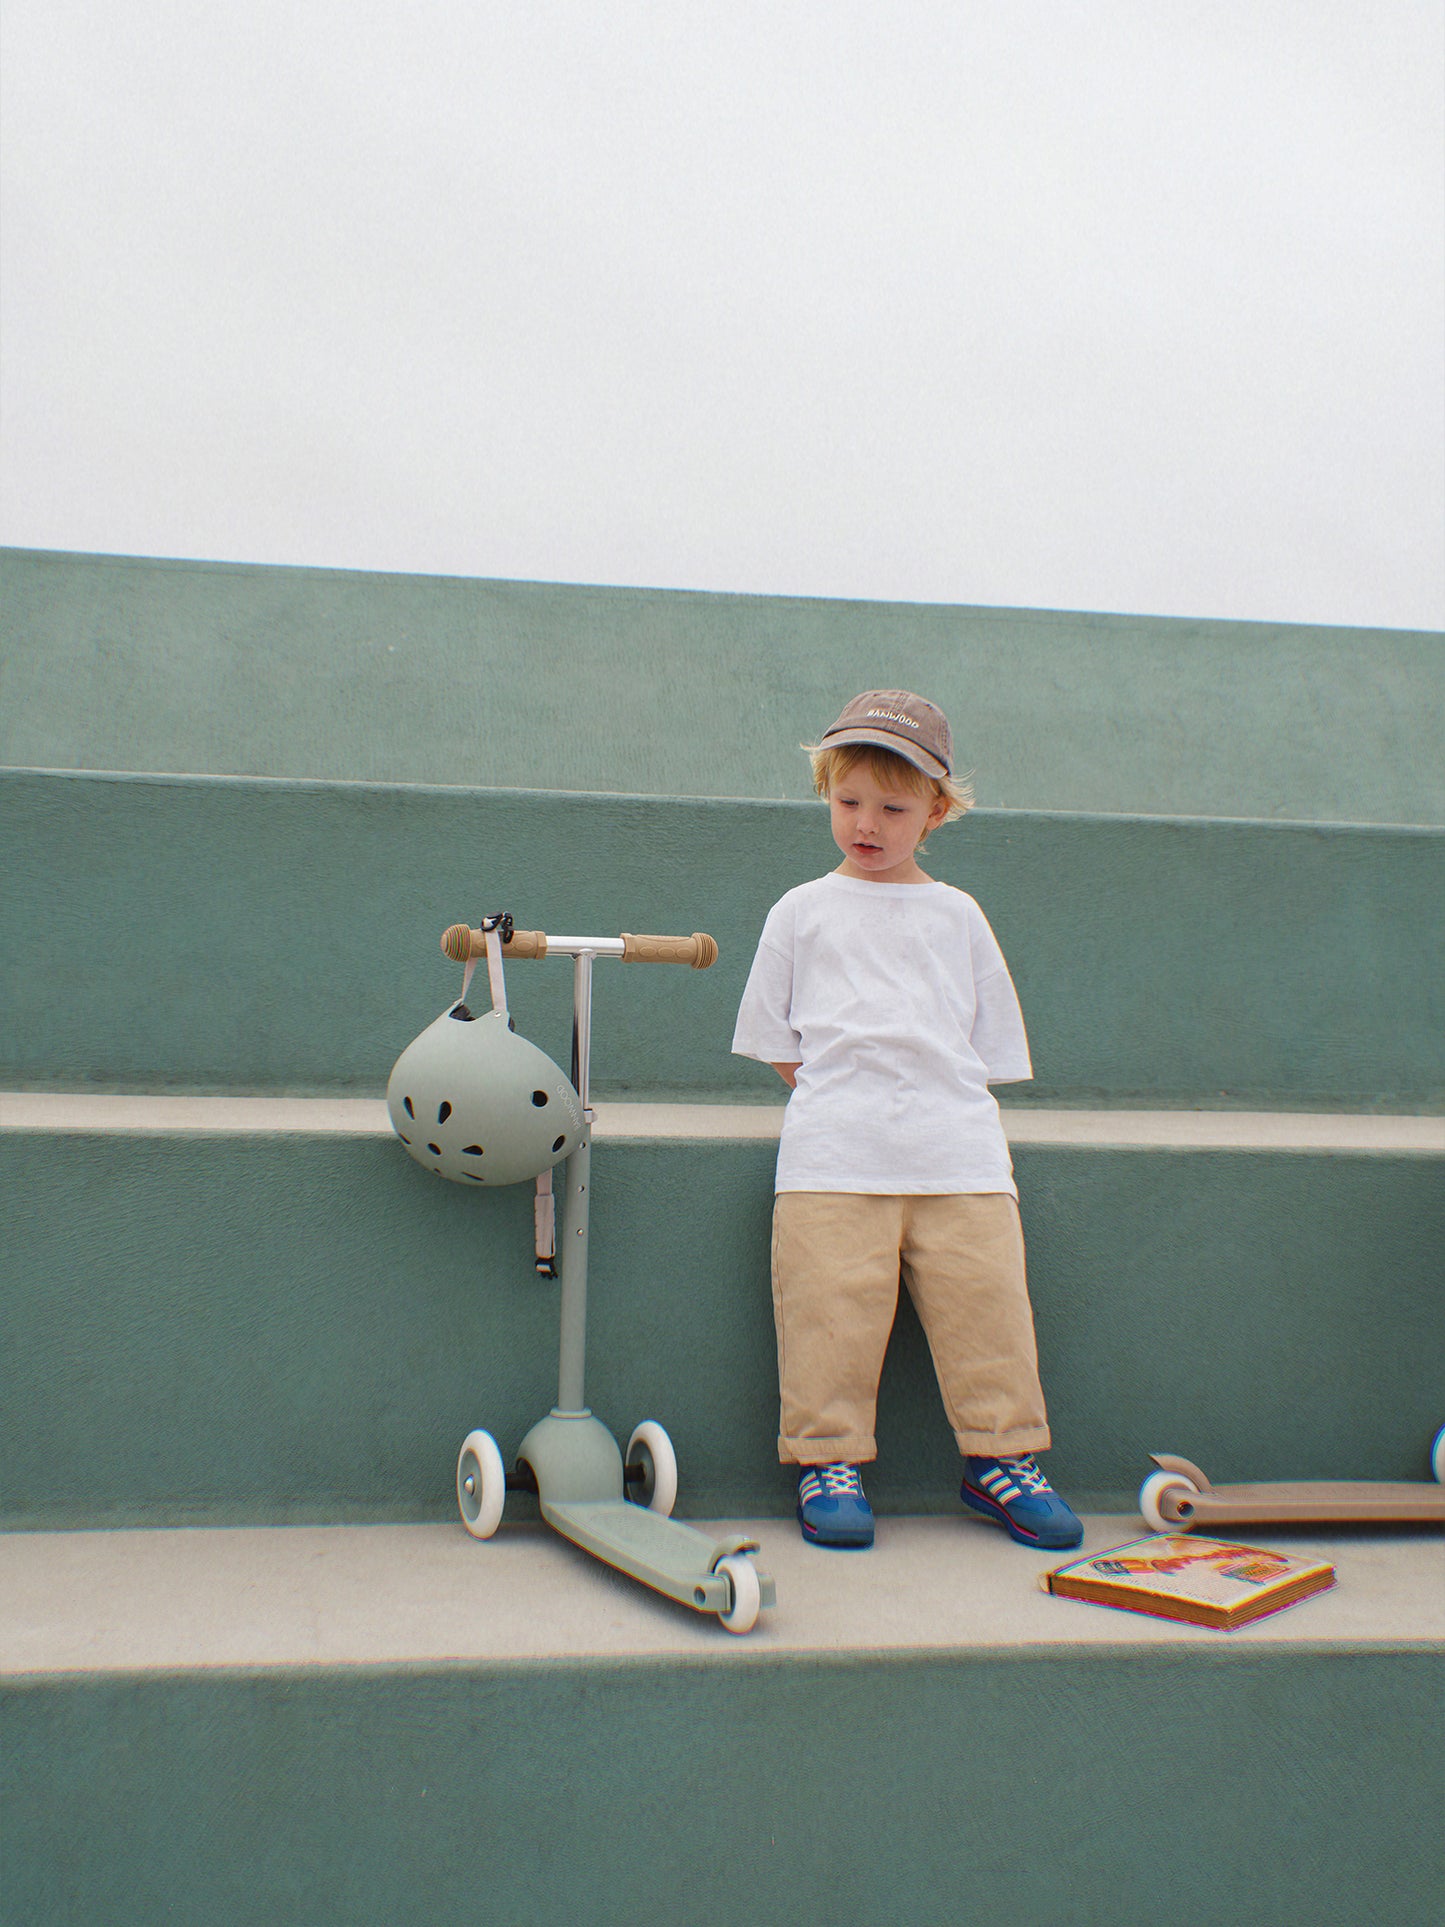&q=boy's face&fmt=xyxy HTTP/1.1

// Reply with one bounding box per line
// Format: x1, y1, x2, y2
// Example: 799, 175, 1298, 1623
829, 762, 949, 884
